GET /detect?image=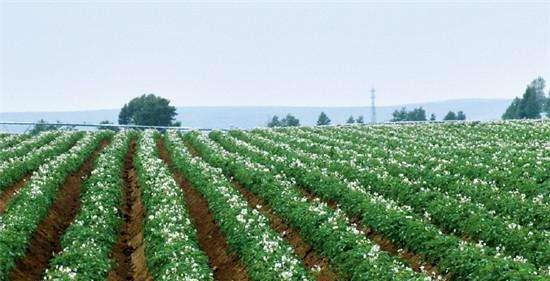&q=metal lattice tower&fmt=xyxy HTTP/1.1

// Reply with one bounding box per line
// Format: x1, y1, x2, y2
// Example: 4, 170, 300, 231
370, 87, 376, 124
